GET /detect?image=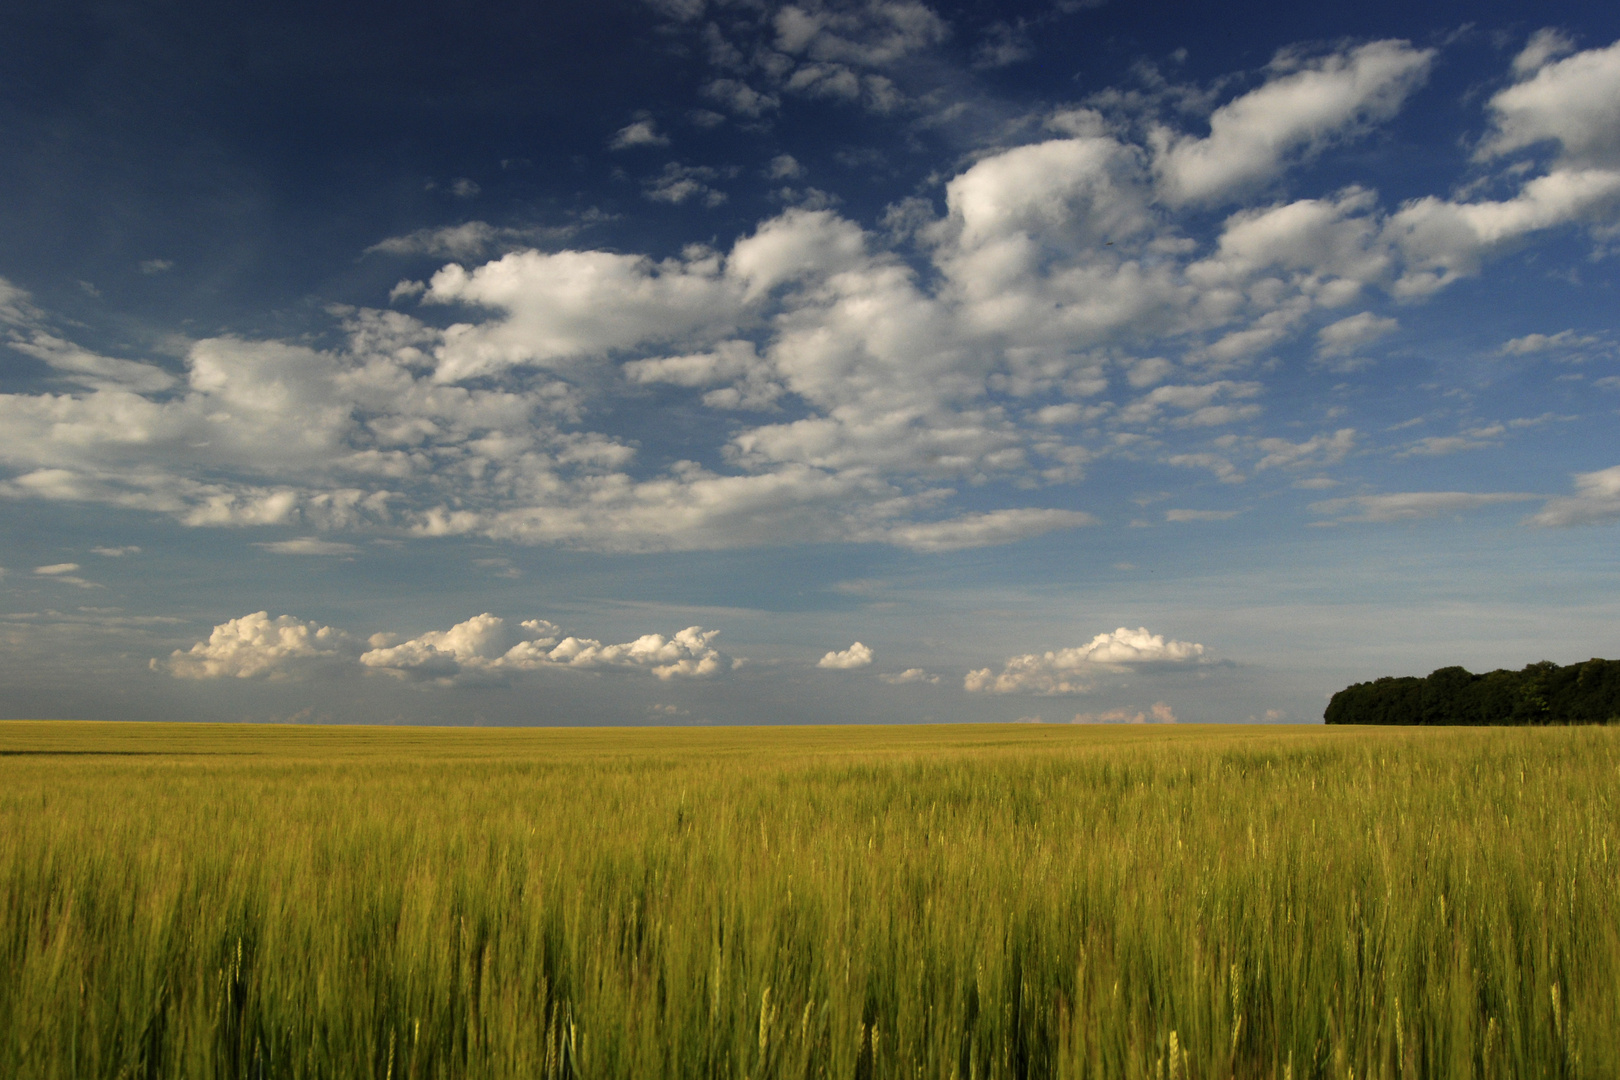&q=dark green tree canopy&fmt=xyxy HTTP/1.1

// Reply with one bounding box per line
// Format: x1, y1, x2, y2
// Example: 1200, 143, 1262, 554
1325, 658, 1620, 725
